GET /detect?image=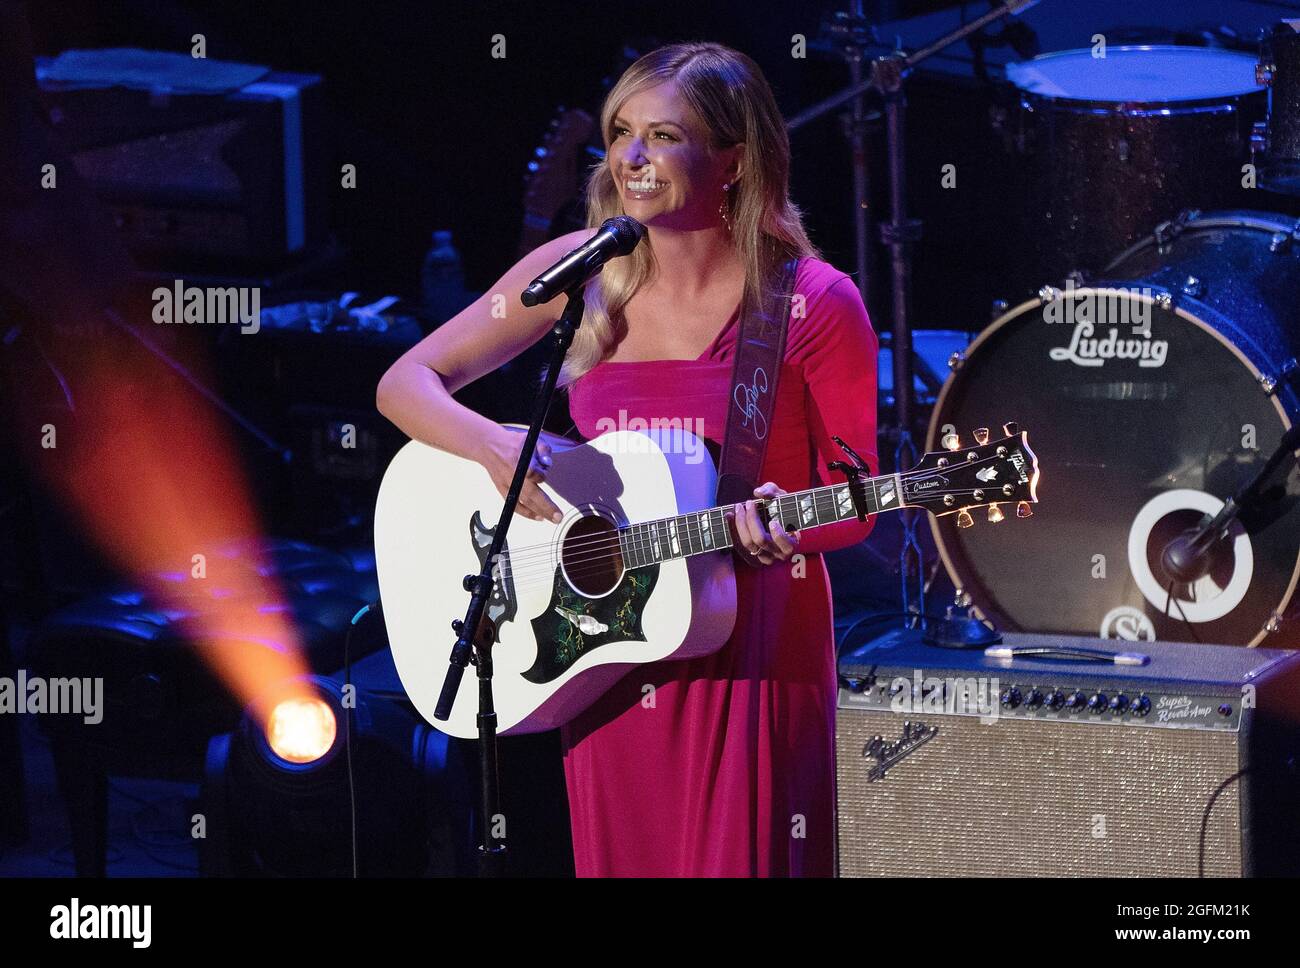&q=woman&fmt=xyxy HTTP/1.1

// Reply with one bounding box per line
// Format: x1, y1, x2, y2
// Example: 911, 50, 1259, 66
377, 41, 877, 877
